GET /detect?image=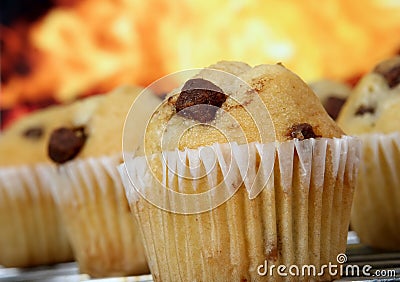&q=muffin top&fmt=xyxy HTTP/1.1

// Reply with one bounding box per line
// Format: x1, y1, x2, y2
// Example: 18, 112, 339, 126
143, 61, 343, 155
310, 79, 351, 120
337, 56, 400, 134
47, 86, 160, 164
0, 101, 81, 166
